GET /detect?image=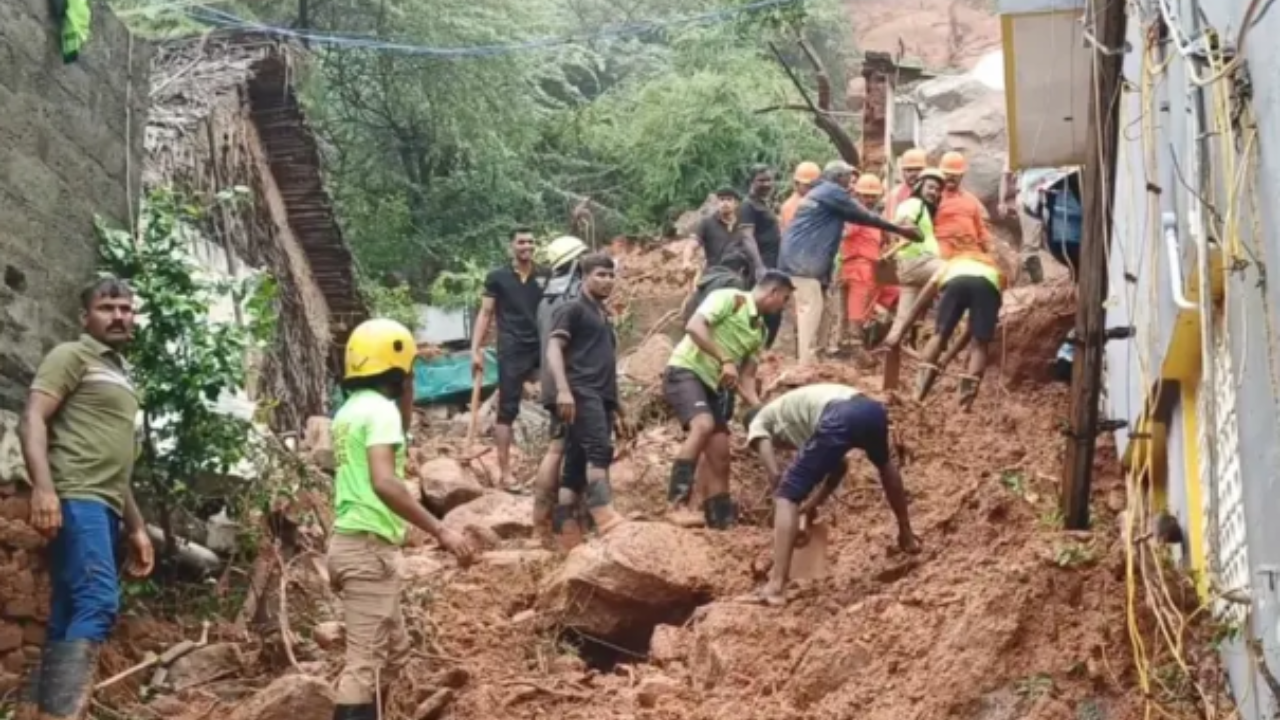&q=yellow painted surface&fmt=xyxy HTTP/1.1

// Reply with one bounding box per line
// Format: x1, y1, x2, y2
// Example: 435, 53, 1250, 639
1001, 14, 1020, 168
1180, 380, 1209, 600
